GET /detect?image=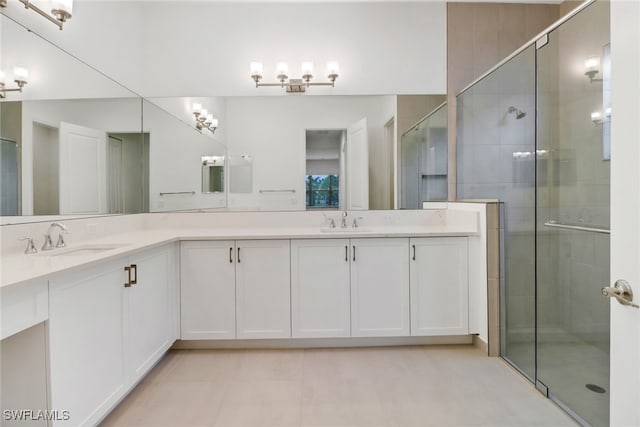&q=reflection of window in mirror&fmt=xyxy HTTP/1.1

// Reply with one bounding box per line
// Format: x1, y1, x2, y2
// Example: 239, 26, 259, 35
305, 129, 344, 210
201, 156, 225, 193
229, 155, 252, 193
